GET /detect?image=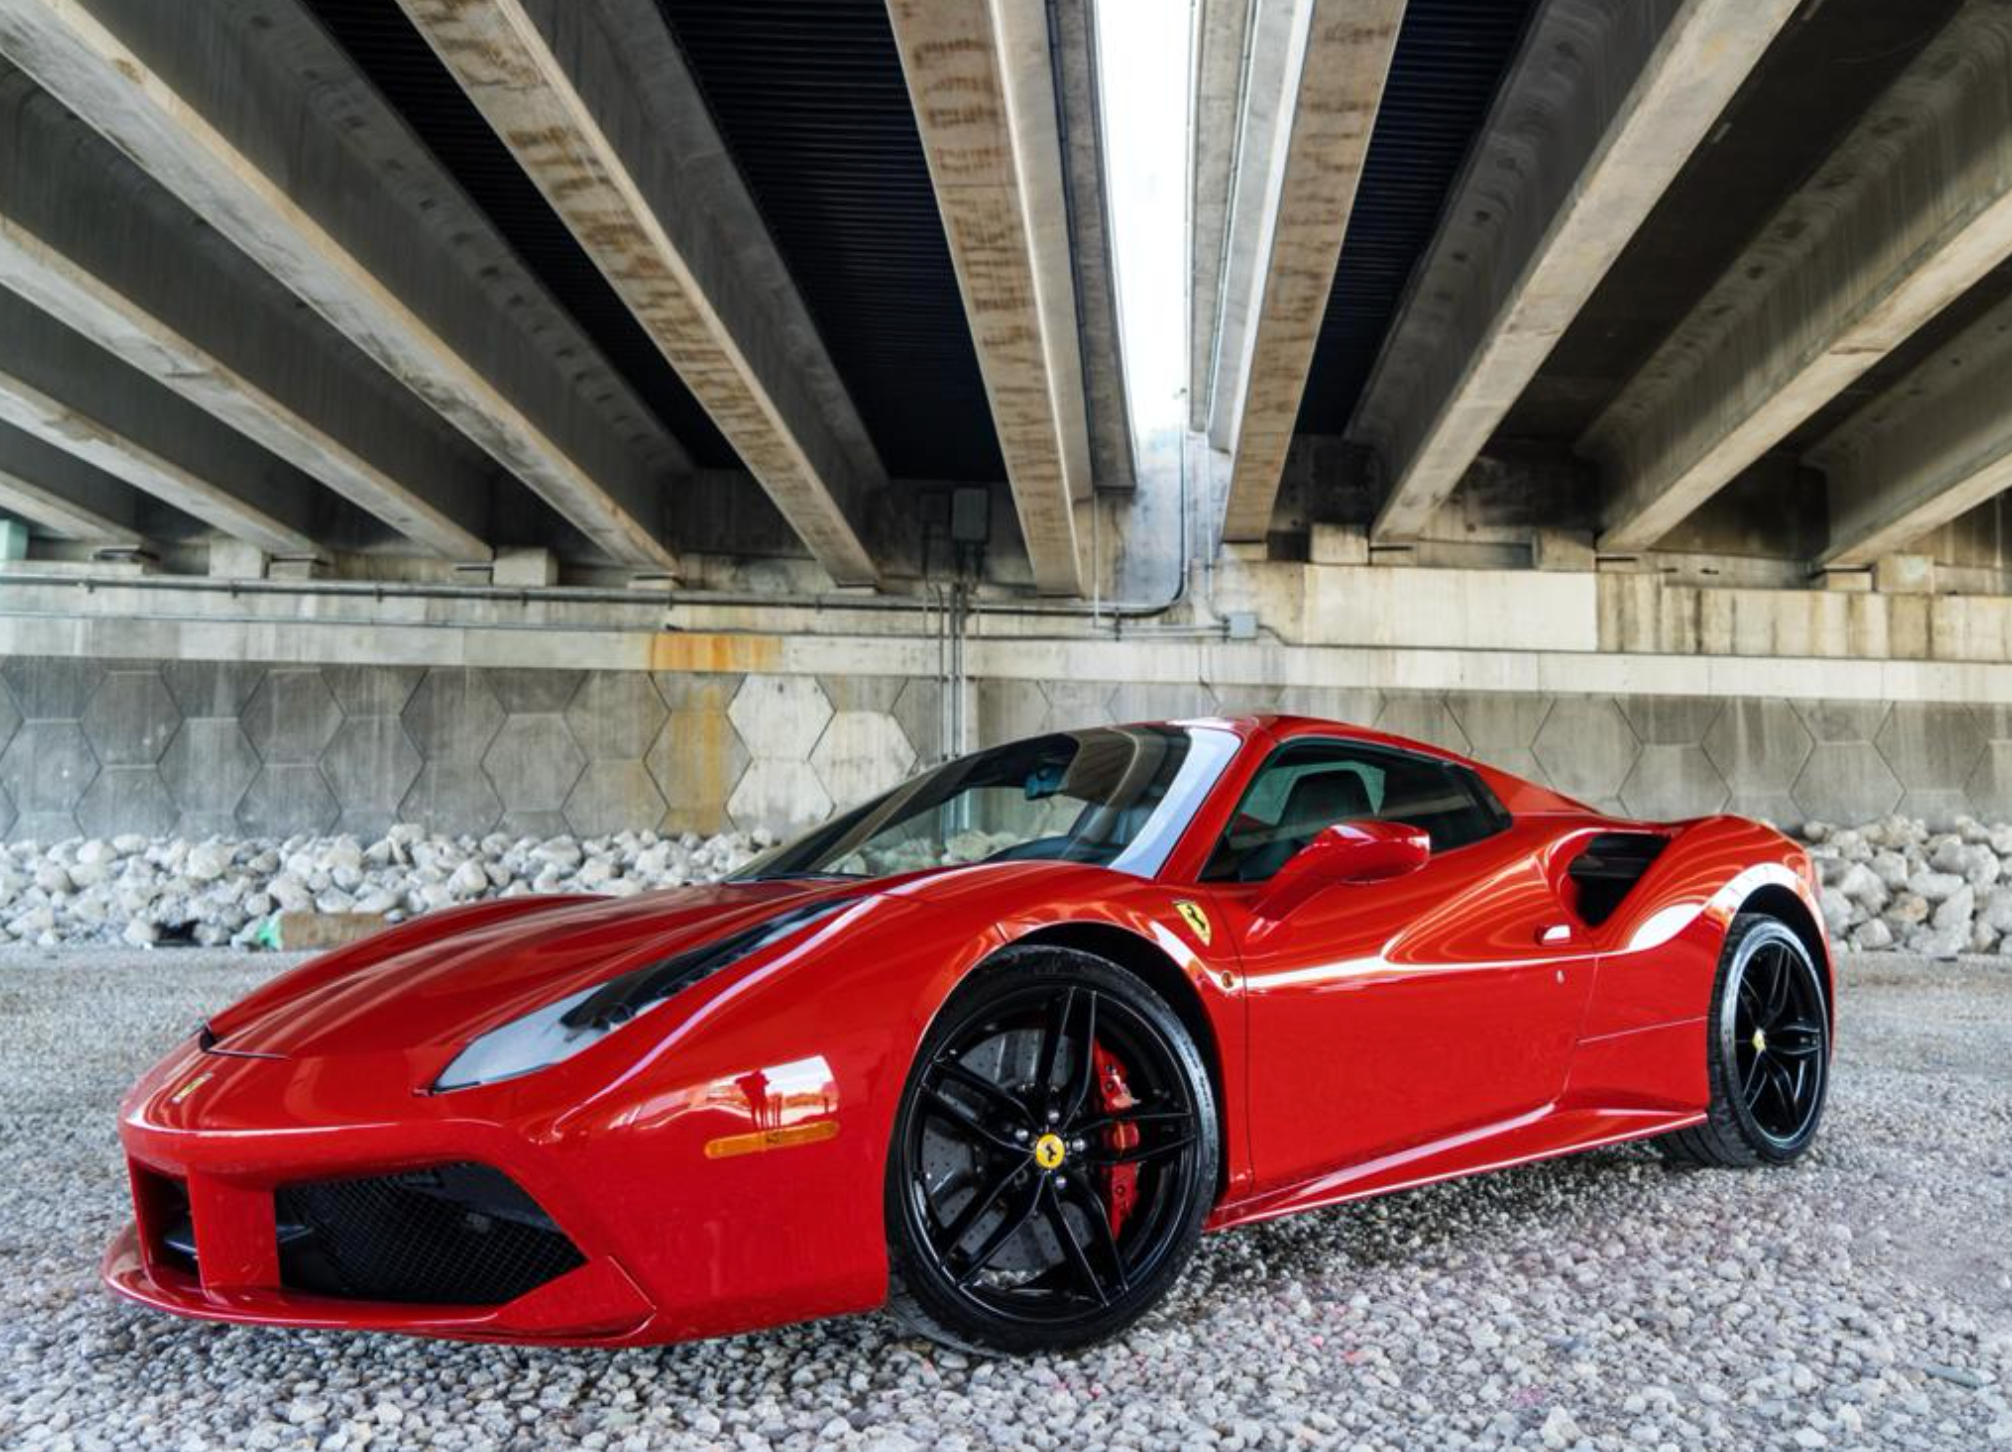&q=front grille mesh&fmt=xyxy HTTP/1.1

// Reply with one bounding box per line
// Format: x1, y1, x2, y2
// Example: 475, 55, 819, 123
275, 1163, 583, 1306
